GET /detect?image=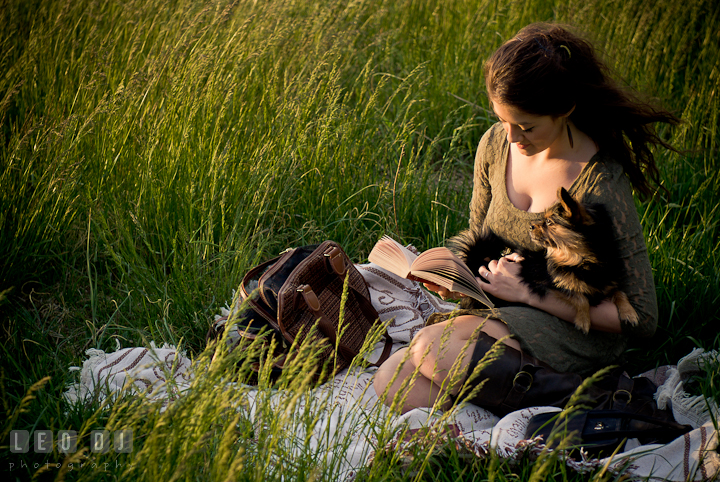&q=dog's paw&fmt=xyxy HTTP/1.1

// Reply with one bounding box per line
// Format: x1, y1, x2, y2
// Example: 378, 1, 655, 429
613, 291, 639, 326
573, 311, 592, 334
619, 307, 639, 326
